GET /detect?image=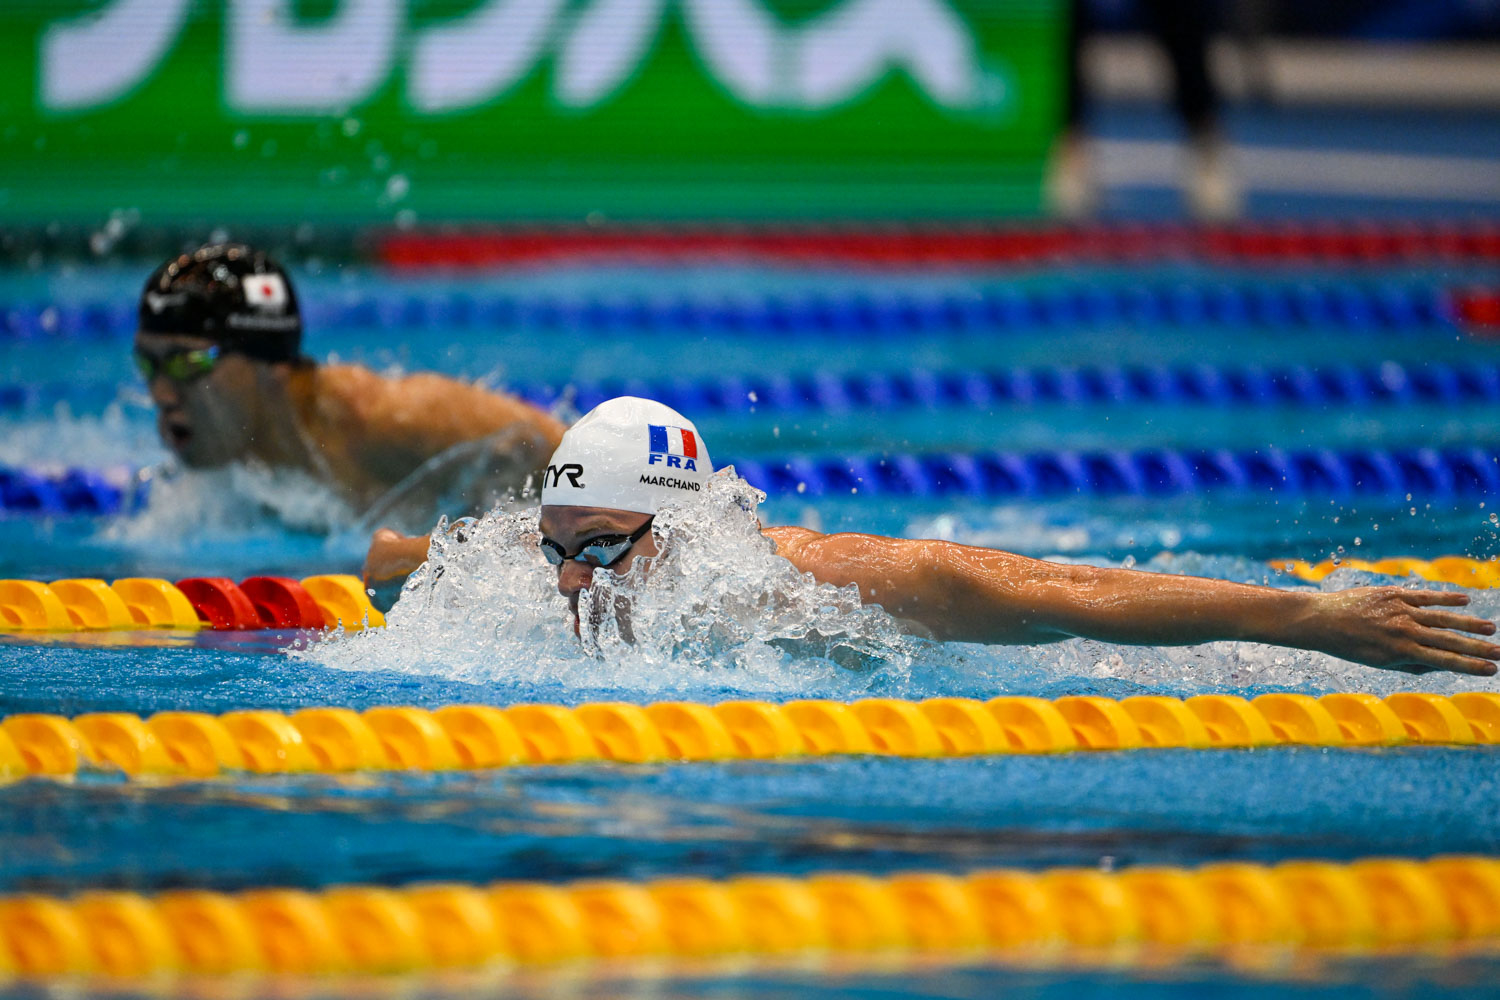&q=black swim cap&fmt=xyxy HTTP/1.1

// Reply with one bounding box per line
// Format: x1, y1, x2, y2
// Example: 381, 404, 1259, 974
138, 243, 302, 363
